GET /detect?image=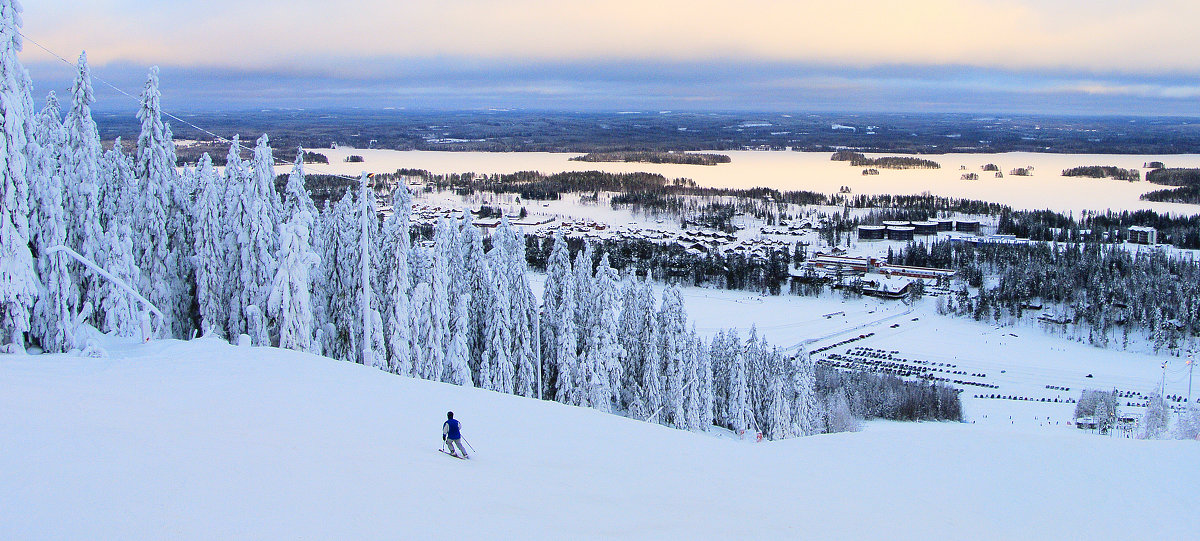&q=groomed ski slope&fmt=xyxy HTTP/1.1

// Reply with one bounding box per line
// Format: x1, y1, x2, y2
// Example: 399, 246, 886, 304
2, 338, 1196, 540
